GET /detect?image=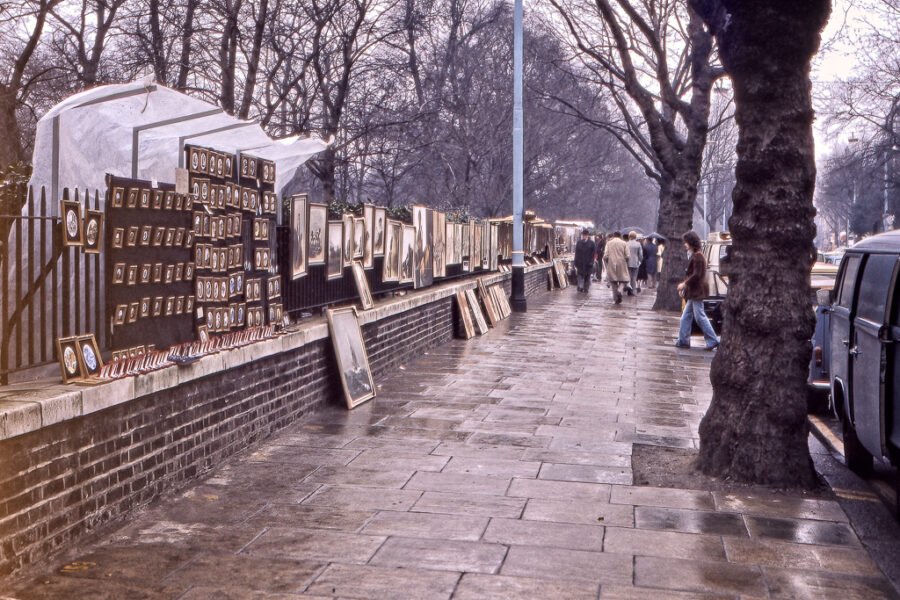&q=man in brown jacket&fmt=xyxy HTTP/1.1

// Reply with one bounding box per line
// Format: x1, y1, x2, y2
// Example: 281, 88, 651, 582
676, 231, 719, 350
